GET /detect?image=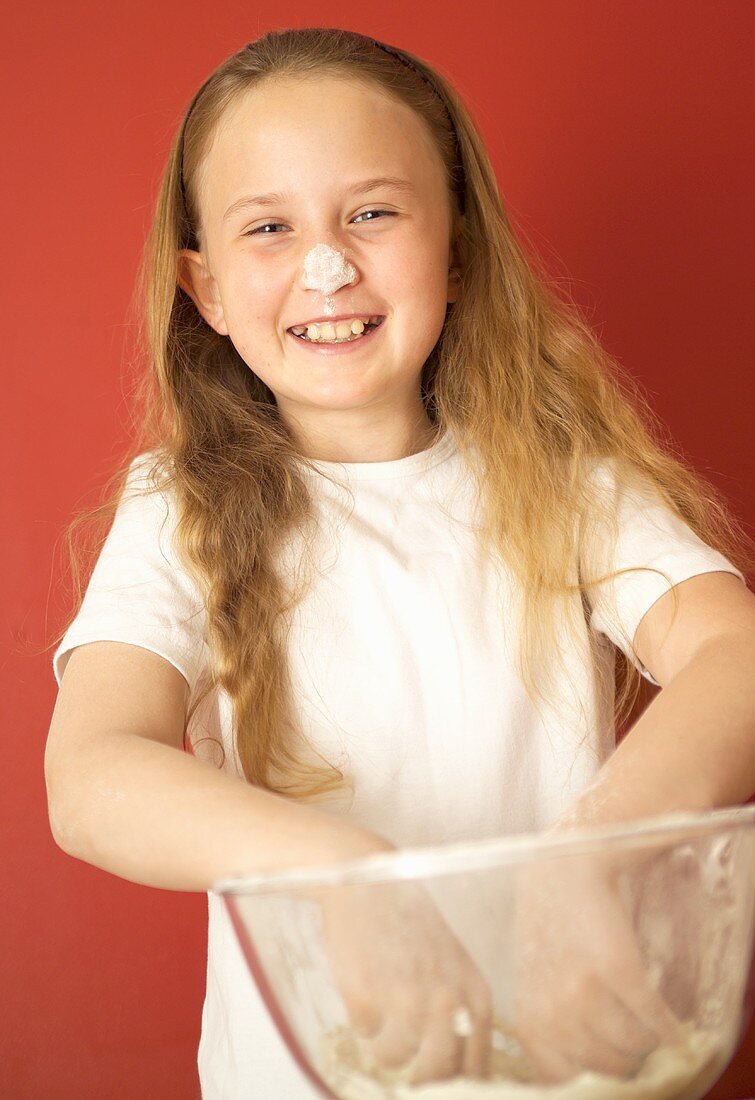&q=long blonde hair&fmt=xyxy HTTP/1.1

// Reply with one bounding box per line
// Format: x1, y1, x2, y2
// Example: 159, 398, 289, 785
51, 27, 754, 802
